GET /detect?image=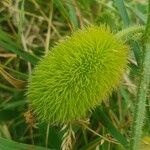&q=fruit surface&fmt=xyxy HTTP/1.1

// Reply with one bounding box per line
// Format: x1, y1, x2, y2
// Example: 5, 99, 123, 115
28, 26, 129, 125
